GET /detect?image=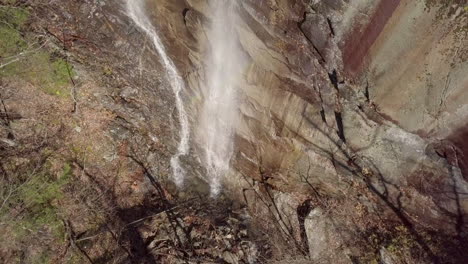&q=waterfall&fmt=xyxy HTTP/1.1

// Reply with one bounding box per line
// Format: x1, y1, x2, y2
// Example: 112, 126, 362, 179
199, 0, 246, 196
126, 0, 190, 187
